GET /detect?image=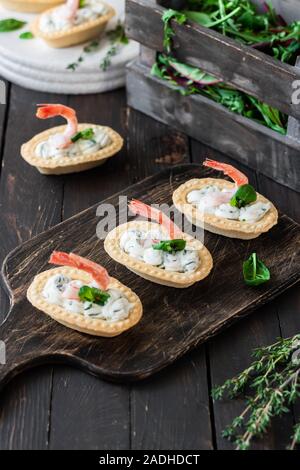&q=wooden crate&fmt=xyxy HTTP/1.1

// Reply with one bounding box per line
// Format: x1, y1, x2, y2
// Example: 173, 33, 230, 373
126, 0, 300, 191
